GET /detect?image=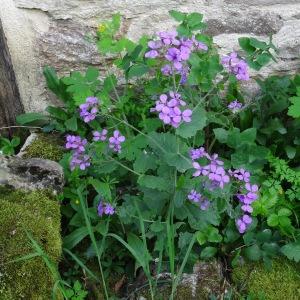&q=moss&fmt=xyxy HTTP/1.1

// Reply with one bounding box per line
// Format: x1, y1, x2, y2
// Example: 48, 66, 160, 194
0, 188, 62, 299
232, 258, 300, 300
23, 133, 64, 162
